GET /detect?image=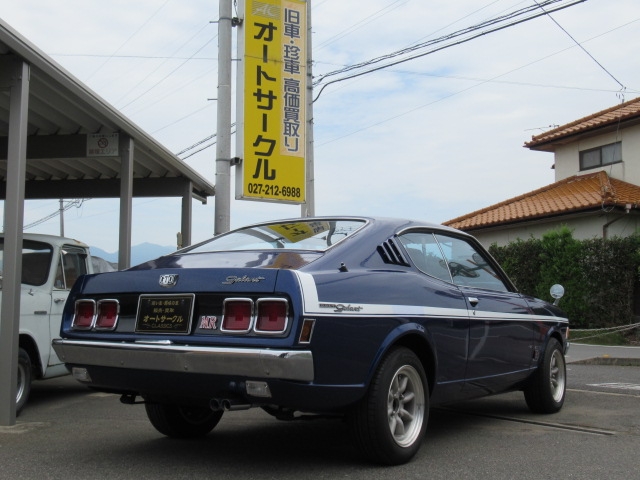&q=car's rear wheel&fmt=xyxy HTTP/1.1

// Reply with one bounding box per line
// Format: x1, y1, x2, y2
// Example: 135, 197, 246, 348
145, 403, 223, 438
16, 348, 32, 415
524, 338, 566, 413
348, 347, 428, 465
